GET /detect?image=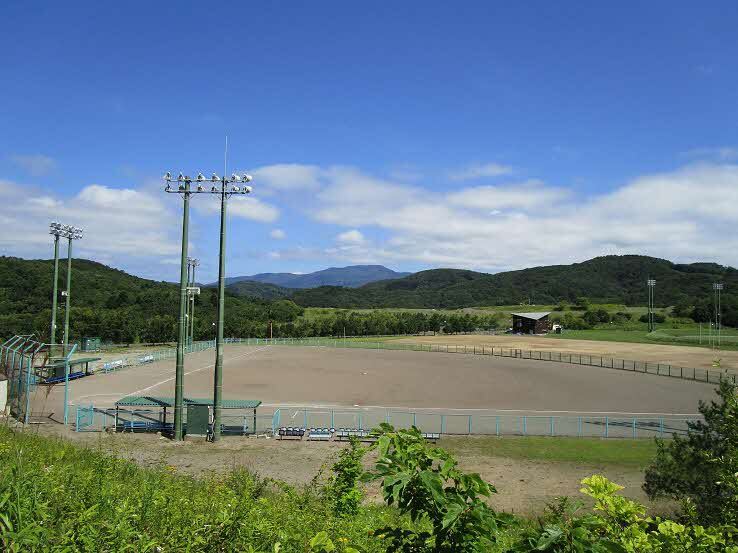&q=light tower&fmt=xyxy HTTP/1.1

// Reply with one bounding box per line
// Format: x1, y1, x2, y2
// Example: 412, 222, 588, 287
48, 222, 64, 346
62, 225, 83, 355
187, 257, 200, 347
163, 171, 253, 441
713, 282, 723, 349
646, 279, 656, 332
